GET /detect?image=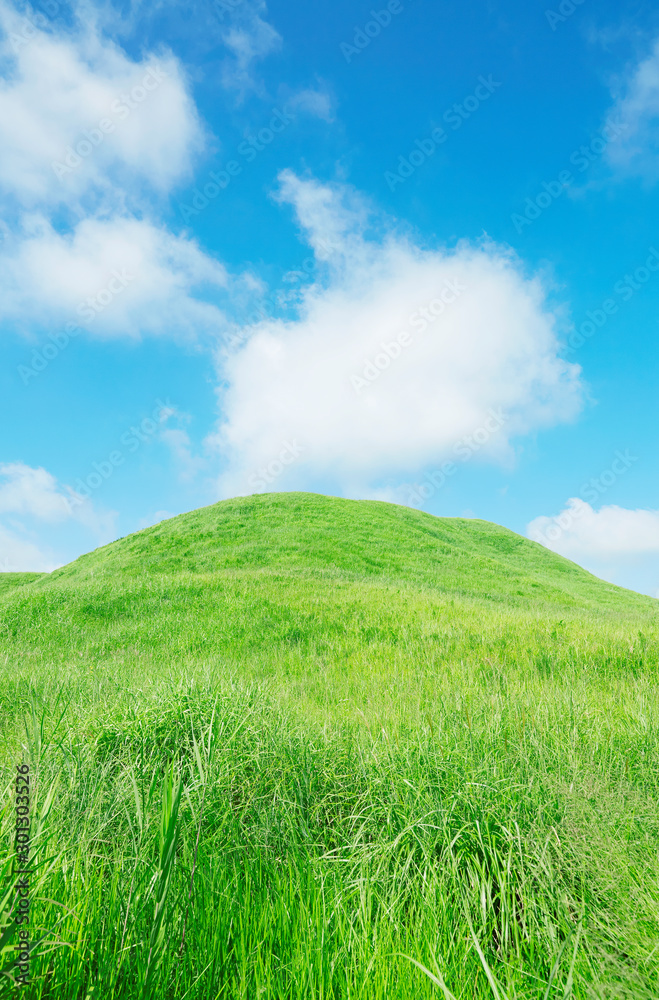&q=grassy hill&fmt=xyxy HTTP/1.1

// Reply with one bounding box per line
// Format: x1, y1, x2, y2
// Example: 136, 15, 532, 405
0, 571, 43, 599
1, 493, 658, 999
24, 491, 657, 607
